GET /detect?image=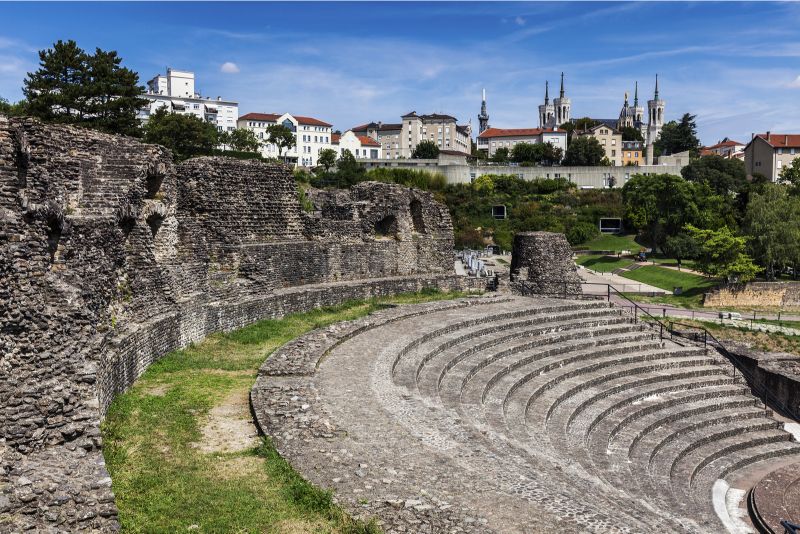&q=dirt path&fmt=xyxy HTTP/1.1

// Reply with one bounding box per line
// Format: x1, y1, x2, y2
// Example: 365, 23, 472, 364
196, 387, 260, 454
